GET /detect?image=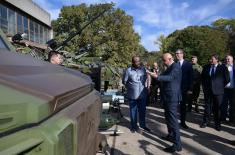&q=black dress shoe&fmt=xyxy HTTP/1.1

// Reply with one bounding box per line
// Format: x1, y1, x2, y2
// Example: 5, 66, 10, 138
200, 123, 207, 128
215, 125, 221, 131
163, 146, 182, 153
230, 140, 235, 146
140, 127, 151, 132
130, 128, 136, 133
195, 106, 199, 113
161, 135, 174, 143
180, 123, 189, 129
130, 127, 139, 133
